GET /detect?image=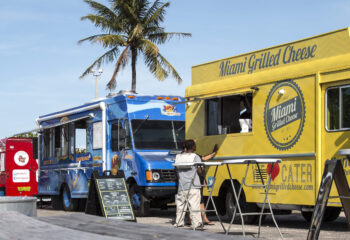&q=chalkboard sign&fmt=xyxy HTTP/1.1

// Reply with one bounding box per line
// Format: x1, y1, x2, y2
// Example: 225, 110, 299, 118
307, 159, 350, 240
85, 171, 135, 221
